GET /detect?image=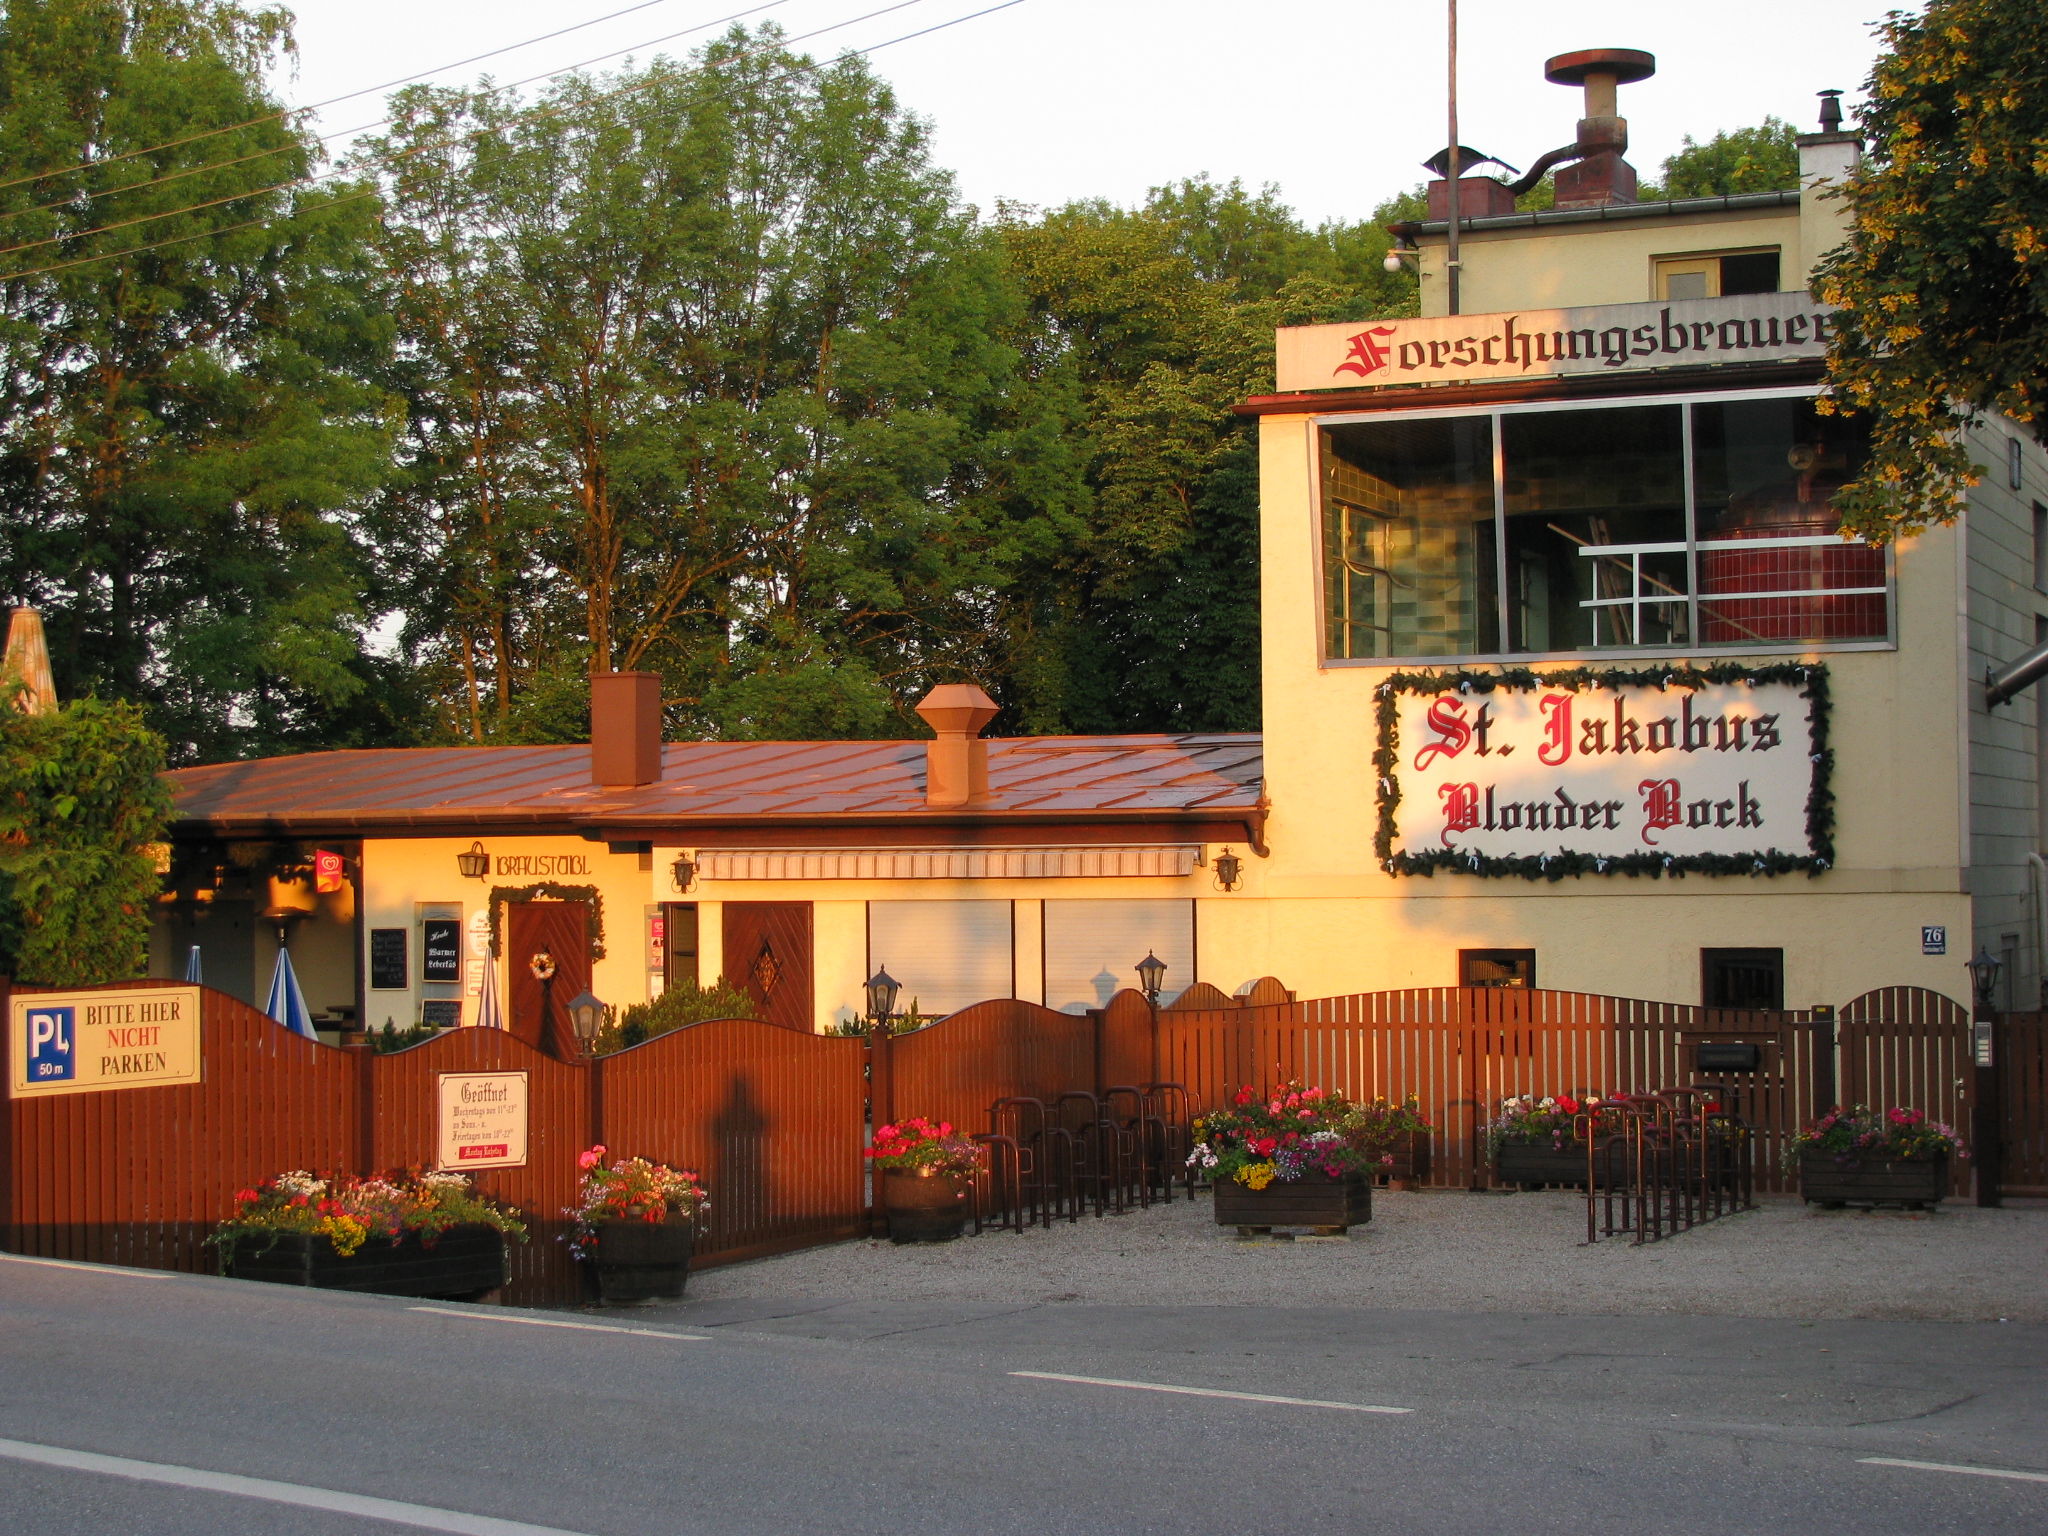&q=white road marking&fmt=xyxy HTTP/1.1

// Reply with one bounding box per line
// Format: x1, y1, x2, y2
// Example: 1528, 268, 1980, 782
408, 1305, 706, 1340
0, 1253, 173, 1280
1010, 1371, 1411, 1414
0, 1436, 592, 1535
1859, 1456, 2048, 1486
